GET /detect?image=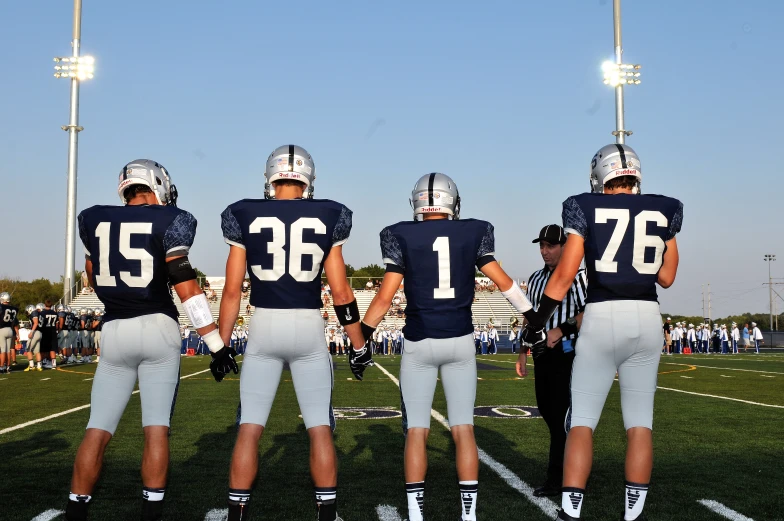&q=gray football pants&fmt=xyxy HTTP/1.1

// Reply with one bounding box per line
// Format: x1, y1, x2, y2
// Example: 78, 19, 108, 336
0, 328, 13, 354
86, 314, 181, 435
27, 330, 42, 354
569, 300, 662, 431
400, 333, 477, 430
240, 309, 334, 430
